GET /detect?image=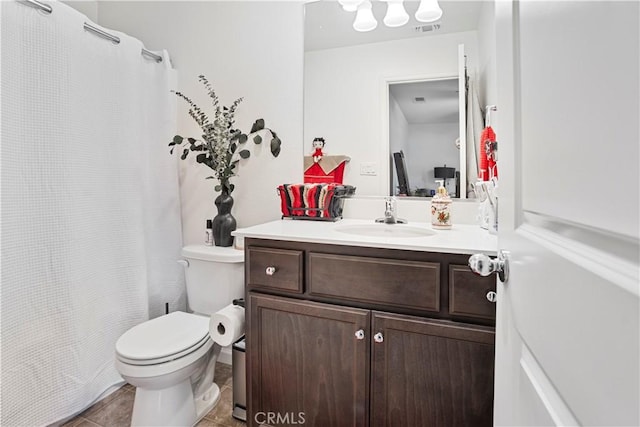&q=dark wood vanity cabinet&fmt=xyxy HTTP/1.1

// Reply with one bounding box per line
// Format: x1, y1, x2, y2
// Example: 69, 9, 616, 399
249, 294, 370, 426
370, 312, 495, 427
245, 238, 496, 427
